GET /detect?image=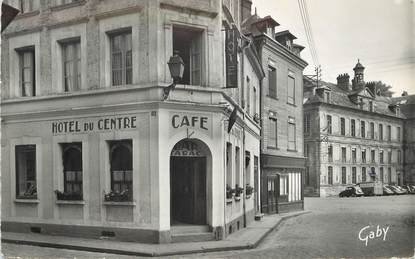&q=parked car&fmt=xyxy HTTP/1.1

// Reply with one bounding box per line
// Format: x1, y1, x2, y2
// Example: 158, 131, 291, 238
406, 185, 415, 194
383, 186, 395, 195
339, 186, 364, 197
388, 185, 405, 195
396, 186, 408, 194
